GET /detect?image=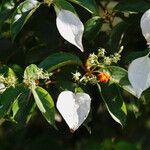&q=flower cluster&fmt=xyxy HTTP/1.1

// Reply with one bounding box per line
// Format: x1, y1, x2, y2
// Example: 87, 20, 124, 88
72, 47, 122, 85
0, 75, 17, 88
4, 75, 18, 88
89, 47, 122, 66
0, 74, 18, 93
23, 67, 52, 89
